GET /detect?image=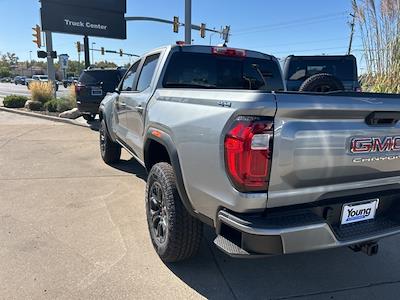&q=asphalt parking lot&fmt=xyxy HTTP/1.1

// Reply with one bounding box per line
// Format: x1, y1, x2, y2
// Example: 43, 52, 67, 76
1, 111, 400, 300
